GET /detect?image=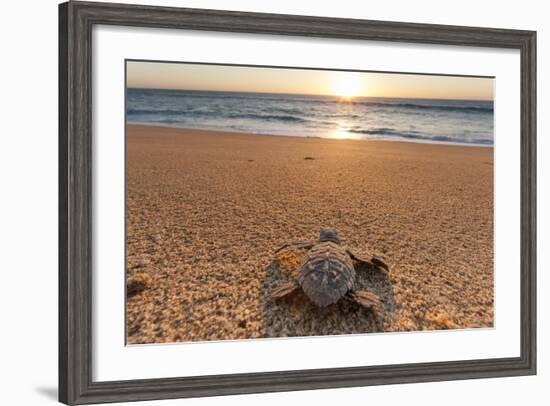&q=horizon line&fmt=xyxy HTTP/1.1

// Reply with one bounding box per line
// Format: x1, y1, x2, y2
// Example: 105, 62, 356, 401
126, 86, 494, 102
